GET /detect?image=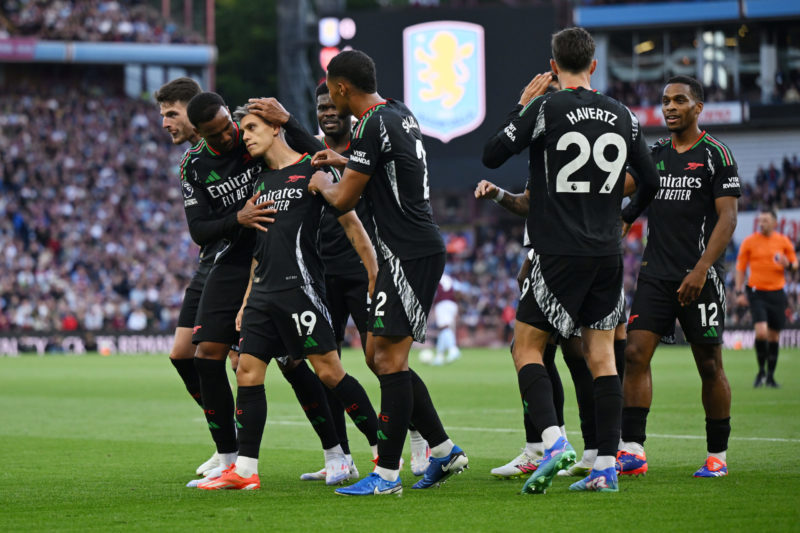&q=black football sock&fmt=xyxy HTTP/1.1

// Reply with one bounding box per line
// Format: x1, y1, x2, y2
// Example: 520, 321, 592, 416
621, 406, 650, 446
376, 371, 413, 470
563, 352, 597, 450
523, 406, 540, 443
282, 361, 339, 449
614, 339, 627, 382
593, 376, 623, 457
767, 341, 779, 380
170, 358, 203, 407
332, 374, 379, 447
409, 369, 448, 448
754, 339, 768, 375
194, 358, 238, 453
517, 363, 558, 442
705, 417, 731, 454
236, 385, 266, 459
543, 343, 565, 427
324, 385, 350, 455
